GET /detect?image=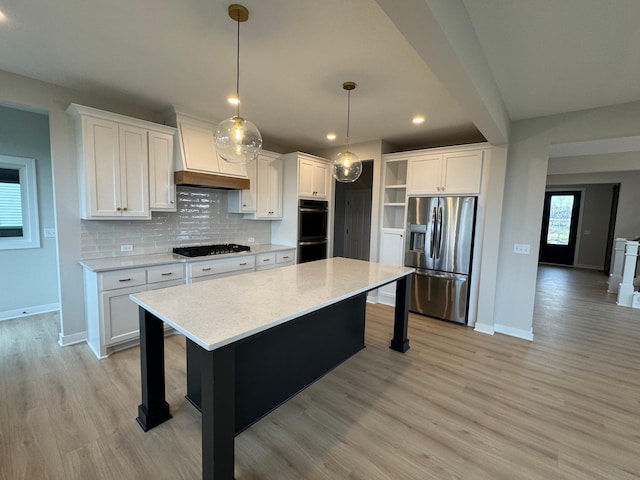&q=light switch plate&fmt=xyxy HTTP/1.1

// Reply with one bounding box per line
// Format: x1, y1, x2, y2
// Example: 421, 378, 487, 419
513, 243, 531, 255
44, 228, 57, 238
